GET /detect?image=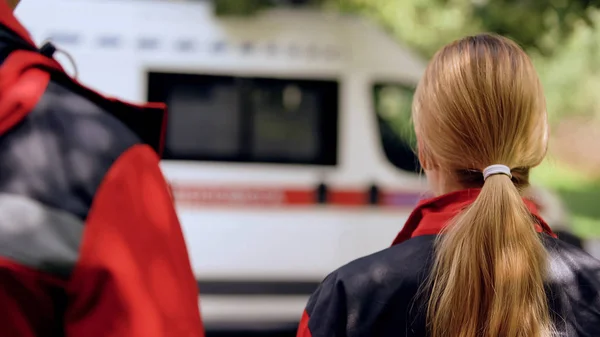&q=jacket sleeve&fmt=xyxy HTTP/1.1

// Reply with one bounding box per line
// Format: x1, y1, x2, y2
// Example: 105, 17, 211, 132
64, 144, 204, 337
297, 273, 347, 337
